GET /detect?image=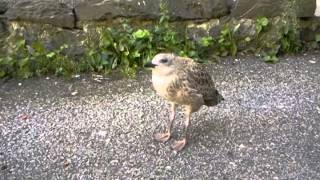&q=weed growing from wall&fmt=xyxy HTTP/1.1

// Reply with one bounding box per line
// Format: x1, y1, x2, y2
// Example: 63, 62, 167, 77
279, 0, 302, 54
0, 31, 75, 78
80, 2, 202, 77
255, 0, 302, 63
